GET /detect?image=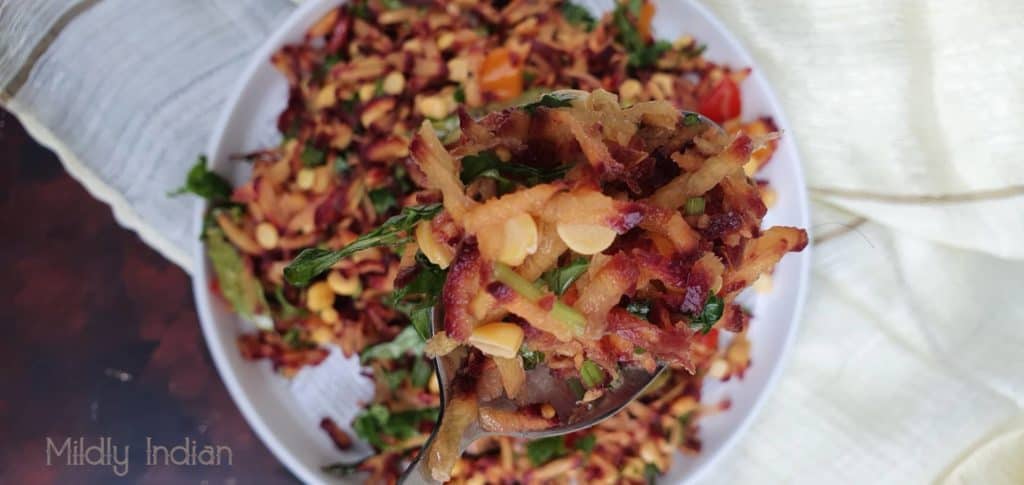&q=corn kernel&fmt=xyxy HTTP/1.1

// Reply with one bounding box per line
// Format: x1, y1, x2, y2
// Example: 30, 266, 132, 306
760, 186, 778, 208
468, 322, 524, 359
497, 213, 538, 266
382, 71, 405, 95
415, 221, 454, 269
619, 78, 642, 101
469, 292, 493, 320
296, 168, 315, 190
495, 147, 512, 162
428, 372, 440, 394
327, 270, 362, 296
447, 58, 469, 82
312, 83, 338, 110
255, 222, 279, 250
418, 95, 449, 120
743, 158, 760, 177
436, 31, 455, 50
540, 403, 556, 419
708, 358, 730, 379
358, 83, 376, 102
640, 441, 660, 464
311, 326, 334, 345
556, 222, 617, 255
753, 273, 772, 294
670, 396, 699, 416
320, 307, 340, 324
306, 281, 335, 312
